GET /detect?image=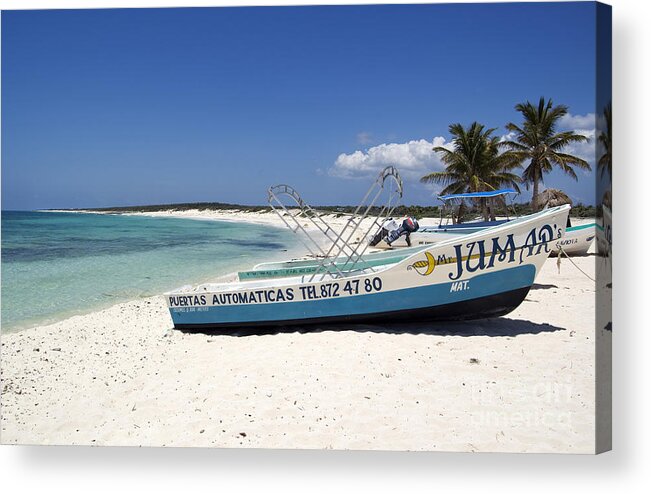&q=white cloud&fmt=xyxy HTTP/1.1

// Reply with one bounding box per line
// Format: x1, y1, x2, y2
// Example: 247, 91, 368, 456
356, 131, 373, 145
330, 117, 599, 186
559, 112, 595, 130
559, 128, 596, 171
499, 131, 516, 143
329, 137, 452, 181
